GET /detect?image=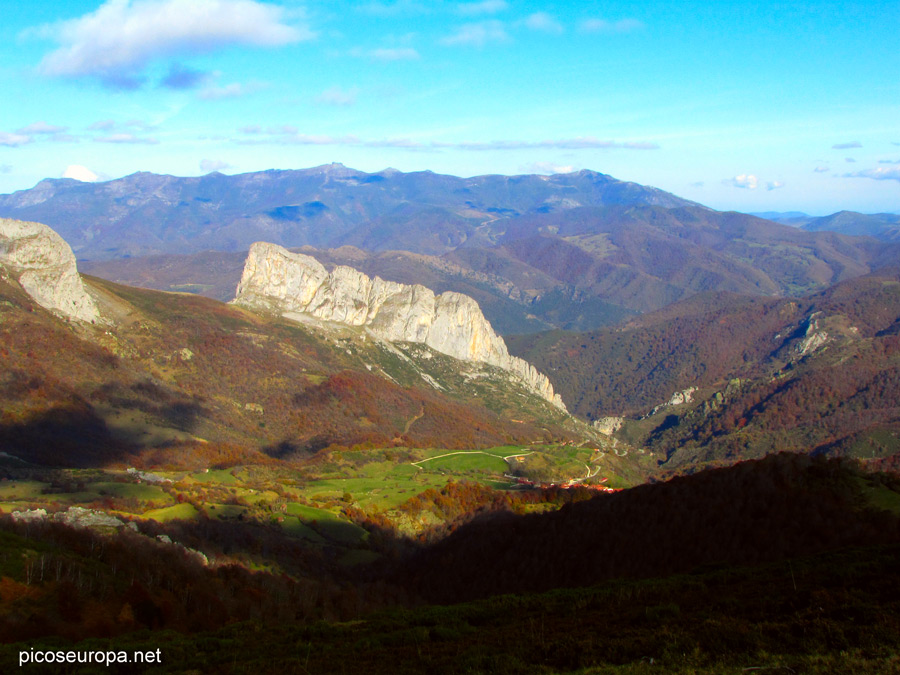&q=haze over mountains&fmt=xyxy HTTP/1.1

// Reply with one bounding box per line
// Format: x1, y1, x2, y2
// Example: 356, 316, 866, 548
6, 164, 895, 335
754, 211, 900, 242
